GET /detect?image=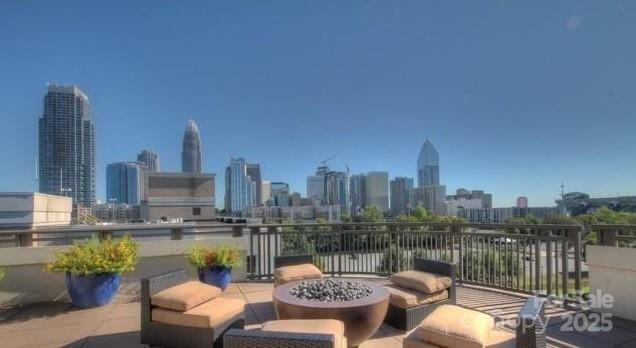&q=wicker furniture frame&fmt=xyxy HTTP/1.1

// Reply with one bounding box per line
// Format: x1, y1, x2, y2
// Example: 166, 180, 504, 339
516, 297, 547, 348
224, 329, 338, 348
274, 254, 315, 268
141, 269, 245, 348
384, 258, 456, 330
